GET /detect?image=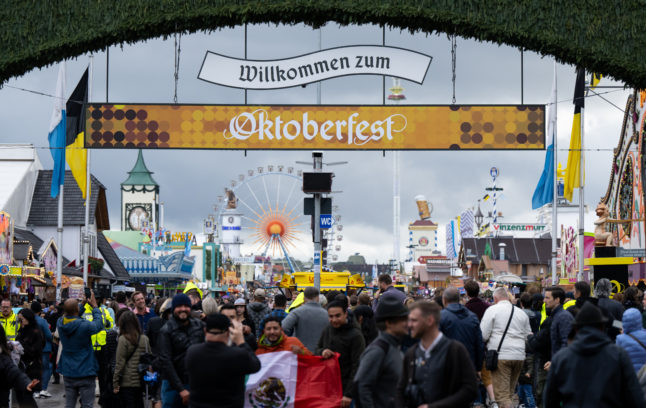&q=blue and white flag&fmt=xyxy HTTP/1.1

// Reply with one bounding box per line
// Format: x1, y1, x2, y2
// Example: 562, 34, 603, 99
460, 209, 474, 238
532, 63, 557, 209
48, 62, 66, 198
446, 221, 457, 259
